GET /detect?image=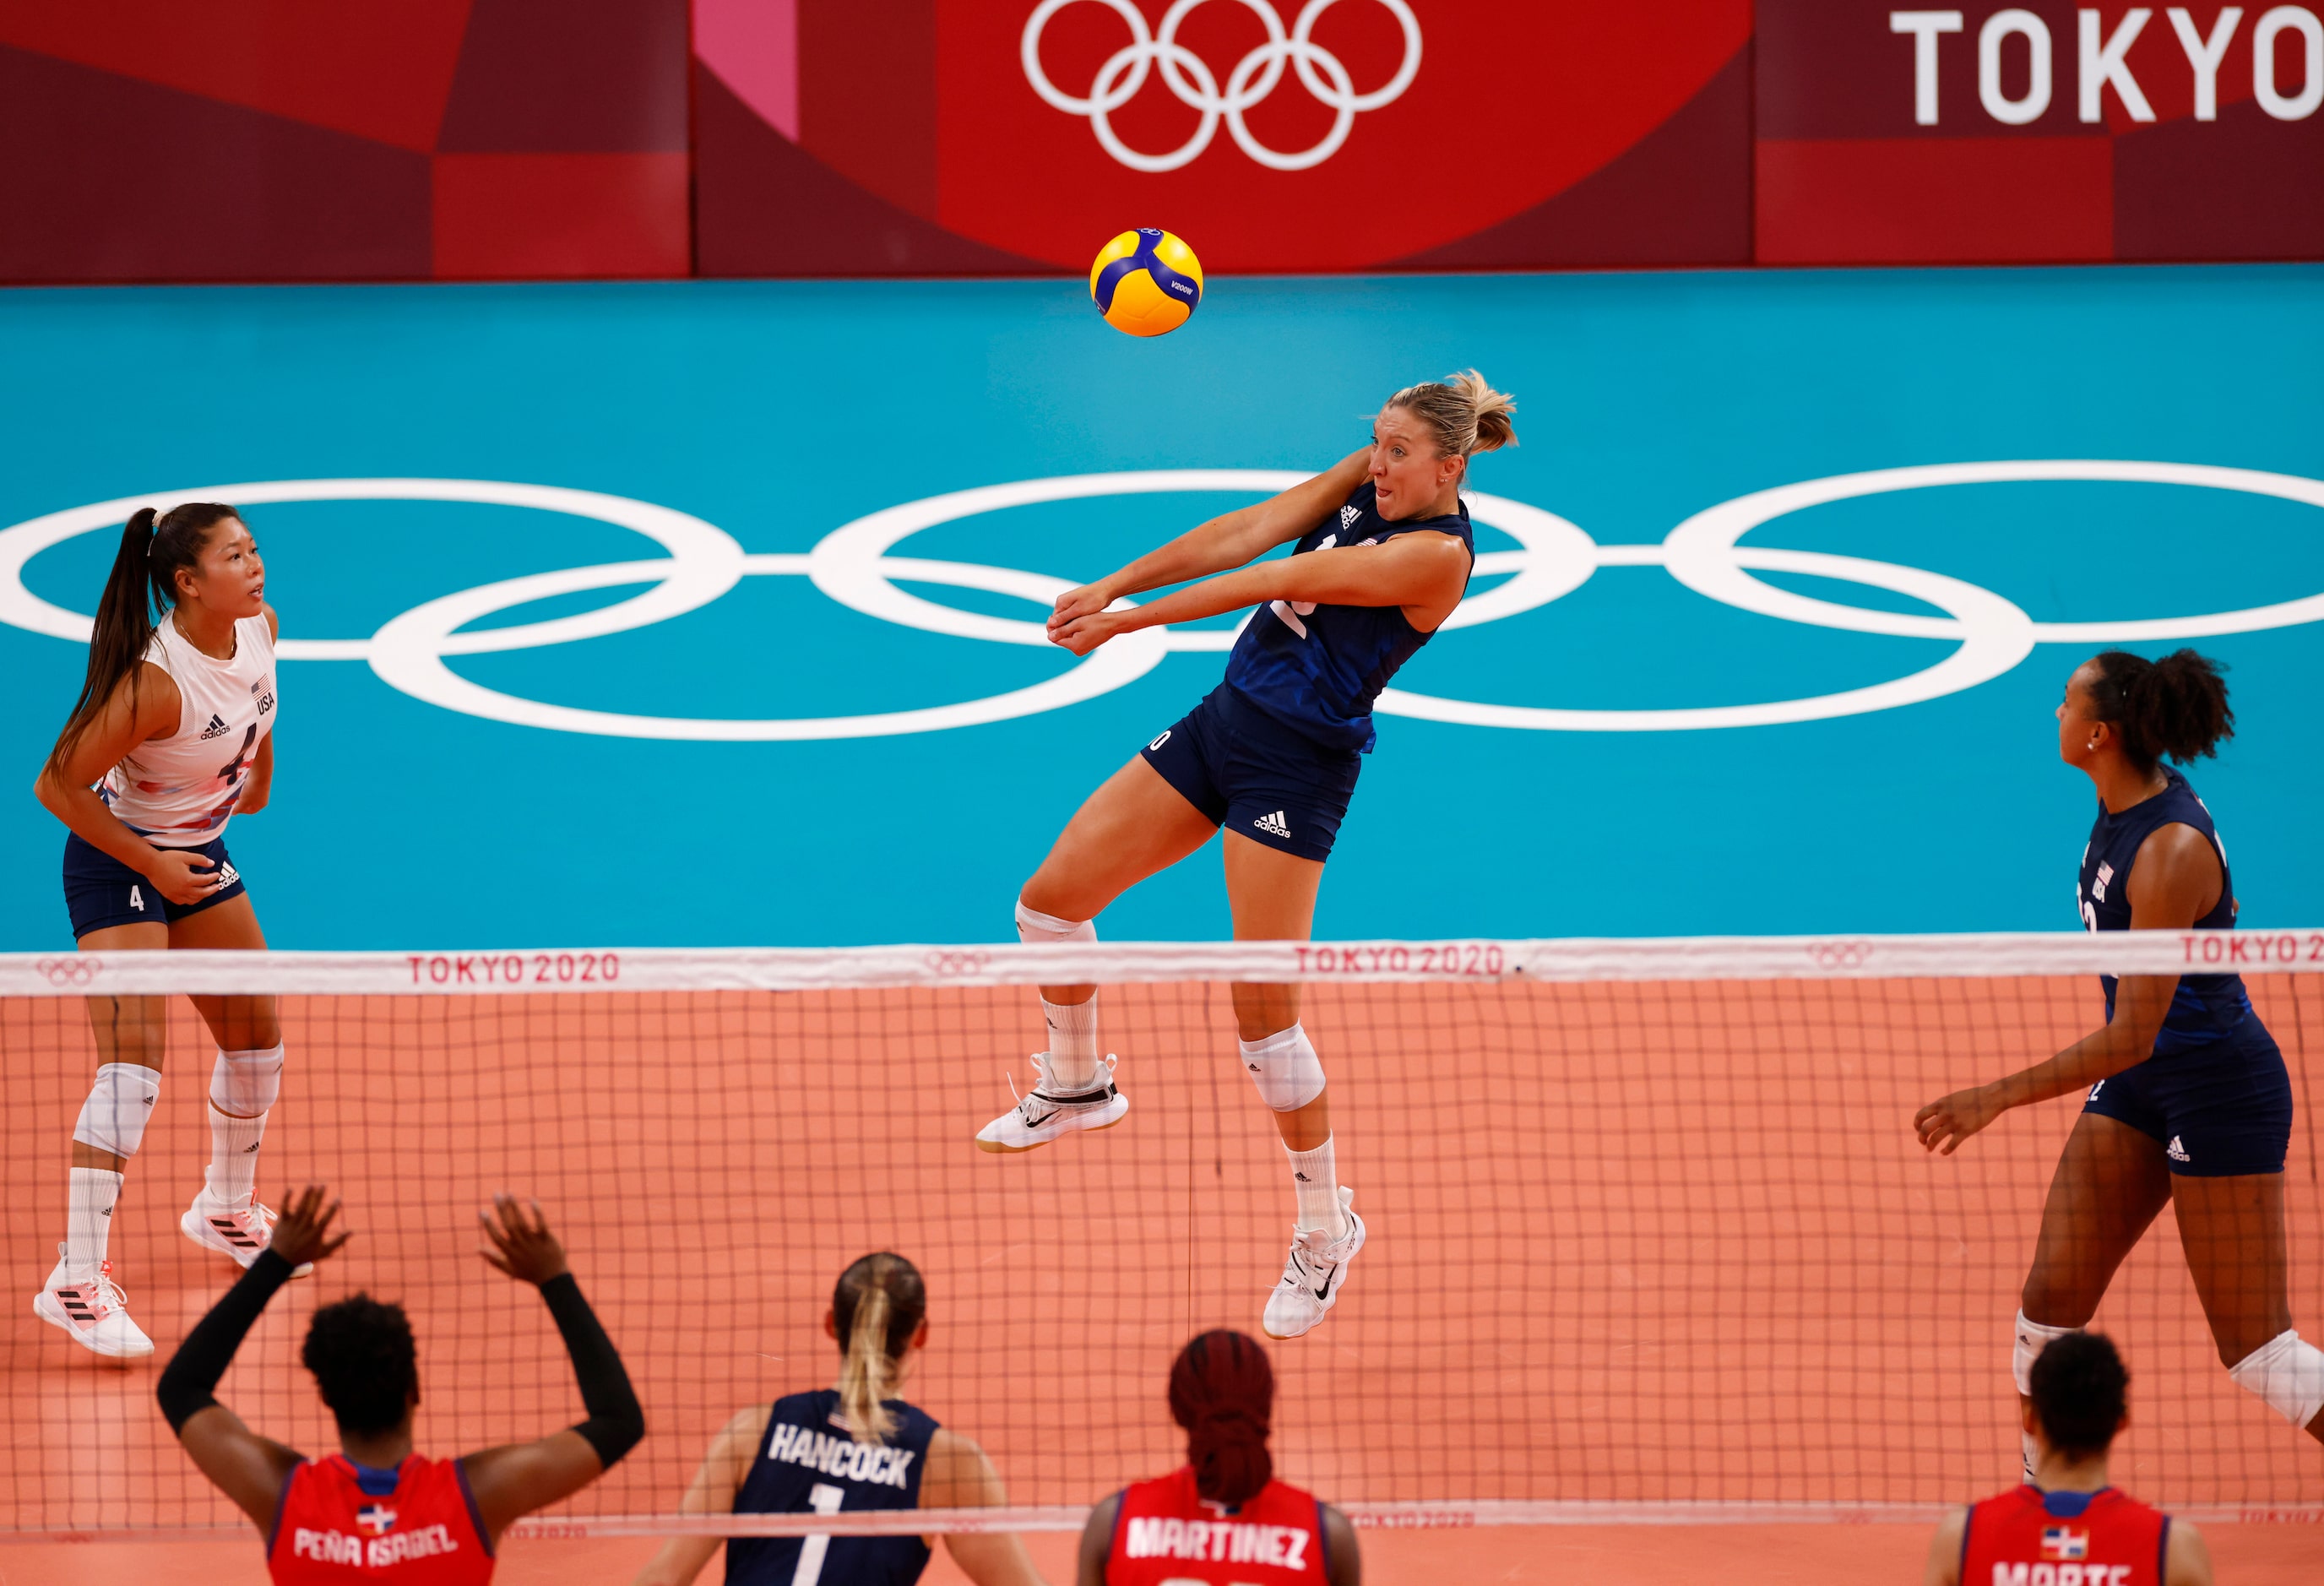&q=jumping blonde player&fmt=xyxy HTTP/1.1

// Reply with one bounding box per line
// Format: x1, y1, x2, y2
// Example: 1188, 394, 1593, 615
978, 373, 1512, 1339
32, 502, 290, 1357
1916, 652, 2323, 1460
